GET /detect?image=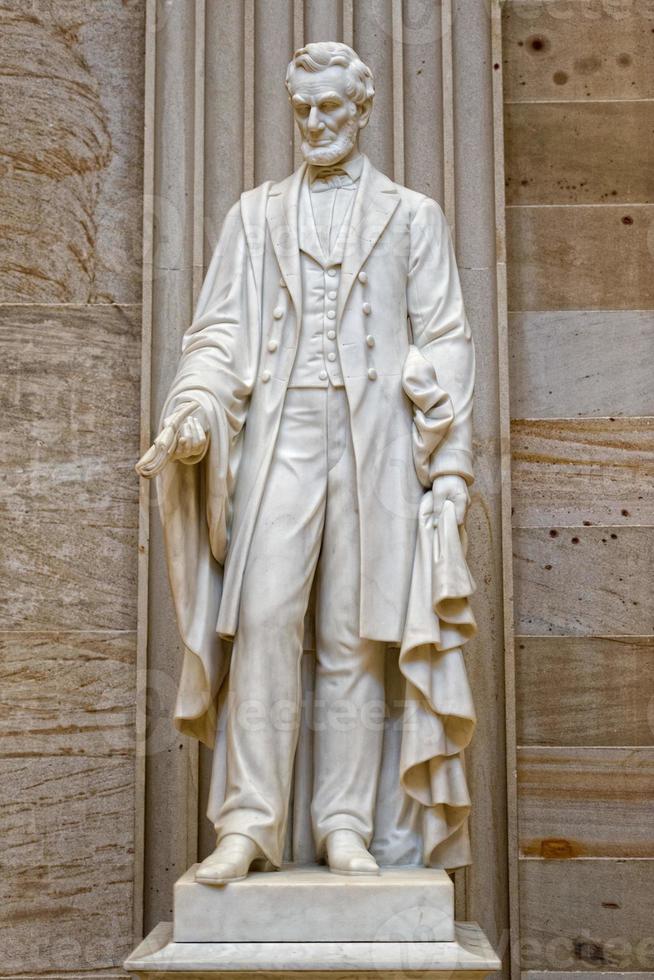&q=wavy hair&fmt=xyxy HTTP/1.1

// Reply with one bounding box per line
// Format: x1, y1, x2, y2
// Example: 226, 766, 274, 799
285, 42, 375, 107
